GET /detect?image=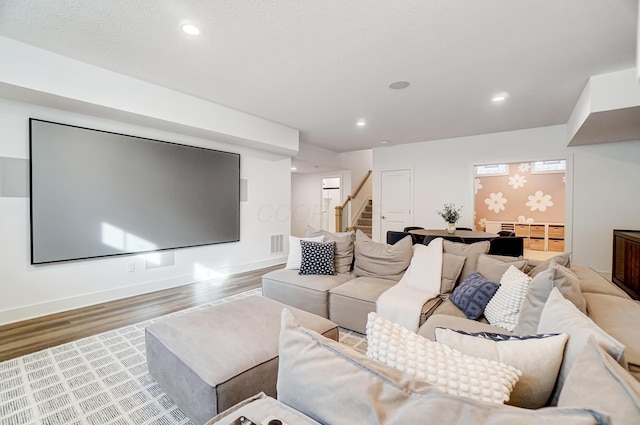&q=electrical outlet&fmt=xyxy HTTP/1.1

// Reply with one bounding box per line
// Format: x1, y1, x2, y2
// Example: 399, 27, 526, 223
127, 262, 135, 272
